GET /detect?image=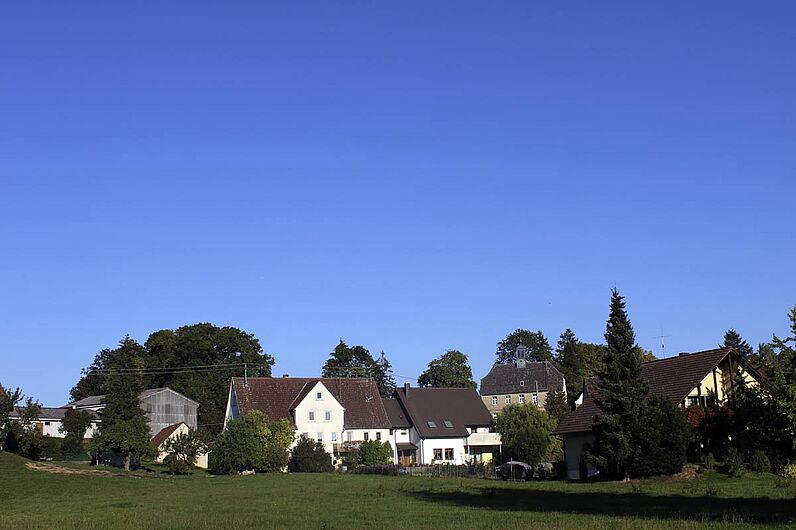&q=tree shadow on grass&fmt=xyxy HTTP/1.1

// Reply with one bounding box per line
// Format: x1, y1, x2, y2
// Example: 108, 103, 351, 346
407, 485, 796, 525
